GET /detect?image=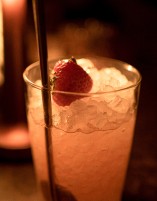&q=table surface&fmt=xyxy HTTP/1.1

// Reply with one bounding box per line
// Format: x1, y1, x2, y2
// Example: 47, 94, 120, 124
0, 161, 37, 201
